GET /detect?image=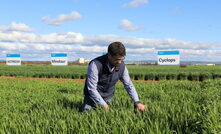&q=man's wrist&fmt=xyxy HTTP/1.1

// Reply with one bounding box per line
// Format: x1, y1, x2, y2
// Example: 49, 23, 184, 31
103, 104, 109, 109
134, 101, 141, 105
